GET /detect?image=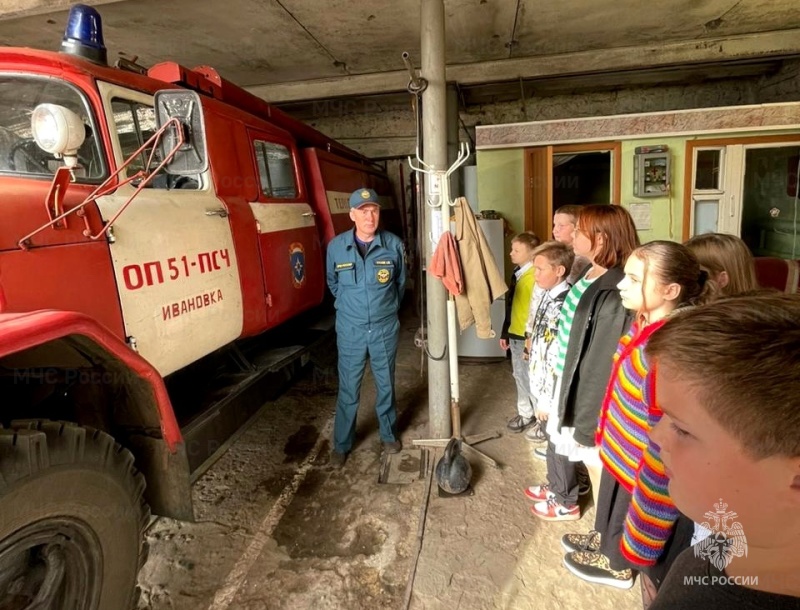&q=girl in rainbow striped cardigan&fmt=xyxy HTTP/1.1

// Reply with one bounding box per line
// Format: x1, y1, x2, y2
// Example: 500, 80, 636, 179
562, 241, 712, 593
